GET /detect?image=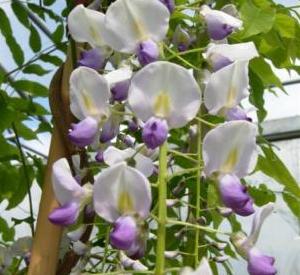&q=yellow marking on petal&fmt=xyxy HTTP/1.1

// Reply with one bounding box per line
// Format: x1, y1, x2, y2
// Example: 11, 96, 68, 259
118, 191, 134, 214
82, 89, 99, 116
153, 92, 171, 118
123, 0, 147, 40
225, 86, 237, 108
89, 26, 102, 46
221, 147, 238, 173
